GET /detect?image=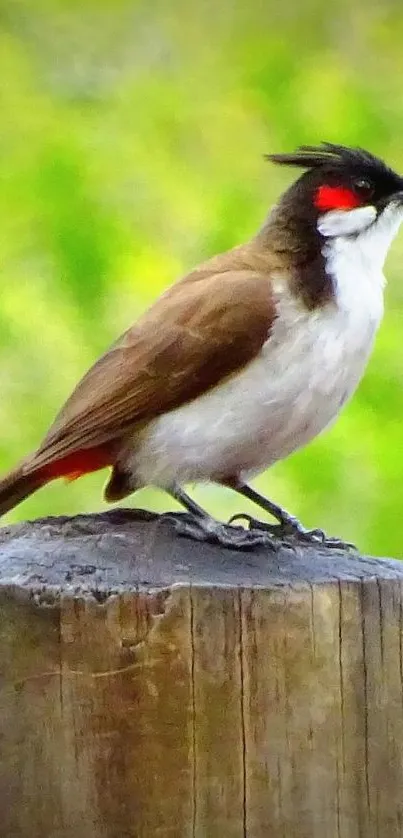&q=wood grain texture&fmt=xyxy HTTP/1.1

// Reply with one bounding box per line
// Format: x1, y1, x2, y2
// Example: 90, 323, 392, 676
1, 508, 403, 837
